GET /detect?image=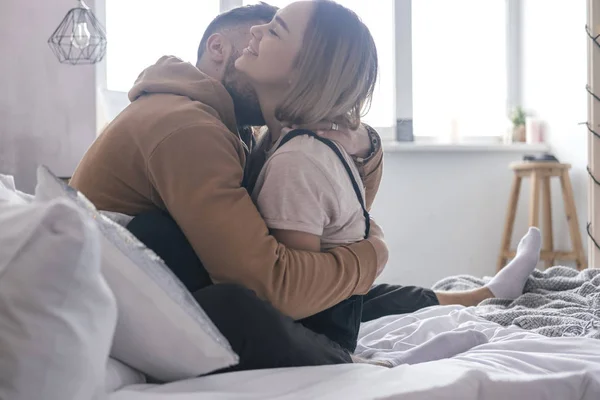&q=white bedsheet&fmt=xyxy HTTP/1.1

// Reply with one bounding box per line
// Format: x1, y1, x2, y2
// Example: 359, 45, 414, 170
111, 306, 600, 399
